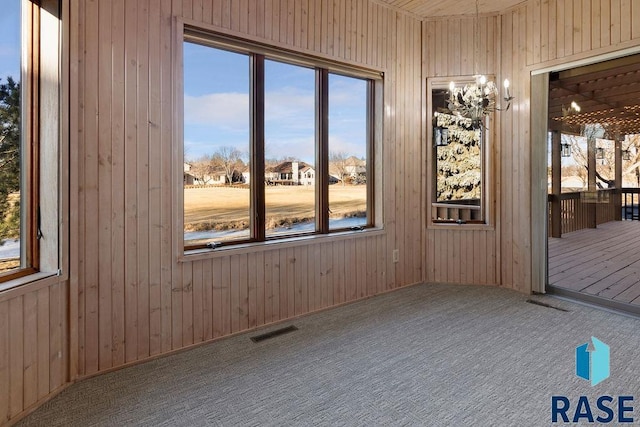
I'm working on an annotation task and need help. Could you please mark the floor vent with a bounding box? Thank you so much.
[526,299,570,312]
[250,325,298,343]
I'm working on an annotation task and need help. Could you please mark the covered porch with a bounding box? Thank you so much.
[548,220,640,314]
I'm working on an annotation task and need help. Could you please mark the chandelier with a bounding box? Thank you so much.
[447,76,513,123]
[446,1,514,125]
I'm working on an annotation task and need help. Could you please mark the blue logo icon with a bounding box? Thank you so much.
[576,337,610,386]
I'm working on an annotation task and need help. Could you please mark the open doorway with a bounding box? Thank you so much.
[544,53,640,315]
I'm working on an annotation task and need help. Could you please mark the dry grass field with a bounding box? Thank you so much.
[184,185,366,231]
[0,259,19,273]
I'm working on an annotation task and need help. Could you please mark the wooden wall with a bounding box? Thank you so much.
[73,0,423,378]
[422,15,500,287]
[0,278,68,424]
[423,0,640,292]
[7,0,640,425]
[498,0,640,292]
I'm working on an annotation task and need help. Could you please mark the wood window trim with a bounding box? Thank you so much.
[0,0,42,283]
[0,0,63,286]
[427,76,493,228]
[181,29,380,253]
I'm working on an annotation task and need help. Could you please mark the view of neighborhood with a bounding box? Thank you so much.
[183,41,369,244]
[184,154,366,187]
[183,152,368,244]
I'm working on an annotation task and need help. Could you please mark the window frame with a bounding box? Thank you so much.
[180,26,381,252]
[426,76,494,227]
[0,0,62,284]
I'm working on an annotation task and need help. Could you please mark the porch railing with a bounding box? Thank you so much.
[621,188,640,220]
[548,188,619,236]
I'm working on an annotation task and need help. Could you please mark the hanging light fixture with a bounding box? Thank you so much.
[623,149,632,161]
[447,1,514,126]
[561,141,572,157]
[596,147,605,160]
[562,101,581,117]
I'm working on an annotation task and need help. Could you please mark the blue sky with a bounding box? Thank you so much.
[0,1,21,81]
[183,42,367,164]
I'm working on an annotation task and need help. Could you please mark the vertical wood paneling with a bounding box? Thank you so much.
[23,293,38,408]
[147,0,163,358]
[0,281,67,424]
[493,0,640,293]
[111,0,126,369]
[161,0,175,355]
[0,301,8,423]
[36,289,50,399]
[97,0,113,371]
[136,0,151,361]
[8,2,640,425]
[68,0,423,409]
[81,0,99,376]
[8,298,23,418]
[124,0,139,364]
[424,15,499,286]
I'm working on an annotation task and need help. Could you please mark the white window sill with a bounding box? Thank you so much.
[0,271,60,295]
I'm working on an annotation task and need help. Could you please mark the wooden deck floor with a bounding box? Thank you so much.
[548,220,640,306]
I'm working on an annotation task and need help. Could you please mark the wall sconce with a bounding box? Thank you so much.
[561,142,572,157]
[596,147,605,160]
[623,149,632,161]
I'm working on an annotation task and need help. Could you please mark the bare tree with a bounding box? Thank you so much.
[188,155,215,184]
[566,132,640,189]
[329,151,348,186]
[213,146,243,185]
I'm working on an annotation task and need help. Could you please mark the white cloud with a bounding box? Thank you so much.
[184,92,249,129]
[265,87,315,125]
[328,135,366,158]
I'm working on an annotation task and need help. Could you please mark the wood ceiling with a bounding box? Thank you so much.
[549,54,640,137]
[379,1,640,137]
[376,0,526,17]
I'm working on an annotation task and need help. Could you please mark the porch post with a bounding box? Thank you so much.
[615,138,623,221]
[551,131,562,237]
[587,136,597,228]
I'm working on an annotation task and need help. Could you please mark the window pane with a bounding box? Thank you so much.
[0,0,22,273]
[431,86,483,222]
[183,43,250,245]
[328,73,368,229]
[264,60,315,237]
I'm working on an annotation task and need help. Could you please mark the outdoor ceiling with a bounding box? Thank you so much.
[376,0,526,17]
[549,54,640,137]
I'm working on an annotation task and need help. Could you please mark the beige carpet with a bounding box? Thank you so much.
[17,283,640,426]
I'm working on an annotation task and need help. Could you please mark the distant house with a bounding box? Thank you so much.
[344,156,366,178]
[183,162,196,185]
[329,156,366,184]
[239,165,250,185]
[266,161,315,185]
[183,162,227,185]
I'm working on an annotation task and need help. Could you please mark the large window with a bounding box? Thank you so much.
[0,0,59,282]
[183,31,378,249]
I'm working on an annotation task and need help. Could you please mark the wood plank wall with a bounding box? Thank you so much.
[498,0,640,292]
[423,0,640,292]
[422,15,500,286]
[0,279,67,425]
[73,0,423,378]
[8,1,640,425]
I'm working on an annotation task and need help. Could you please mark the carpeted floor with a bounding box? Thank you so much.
[17,283,640,426]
